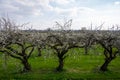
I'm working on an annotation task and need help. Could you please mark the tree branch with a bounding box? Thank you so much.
[0,50,22,60]
[27,47,34,59]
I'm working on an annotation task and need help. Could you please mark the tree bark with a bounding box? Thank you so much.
[56,58,64,71]
[22,59,31,72]
[100,58,112,71]
[37,48,42,56]
[84,46,88,55]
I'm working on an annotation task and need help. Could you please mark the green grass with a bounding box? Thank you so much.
[0,47,120,80]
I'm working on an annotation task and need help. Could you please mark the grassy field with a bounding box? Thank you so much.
[0,47,120,80]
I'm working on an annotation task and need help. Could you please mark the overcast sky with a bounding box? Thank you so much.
[0,0,120,30]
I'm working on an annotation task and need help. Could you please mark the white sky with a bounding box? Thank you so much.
[0,0,120,30]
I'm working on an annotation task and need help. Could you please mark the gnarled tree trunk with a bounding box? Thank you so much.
[56,57,64,71]
[22,58,31,72]
[37,47,42,56]
[84,46,88,55]
[100,58,113,71]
